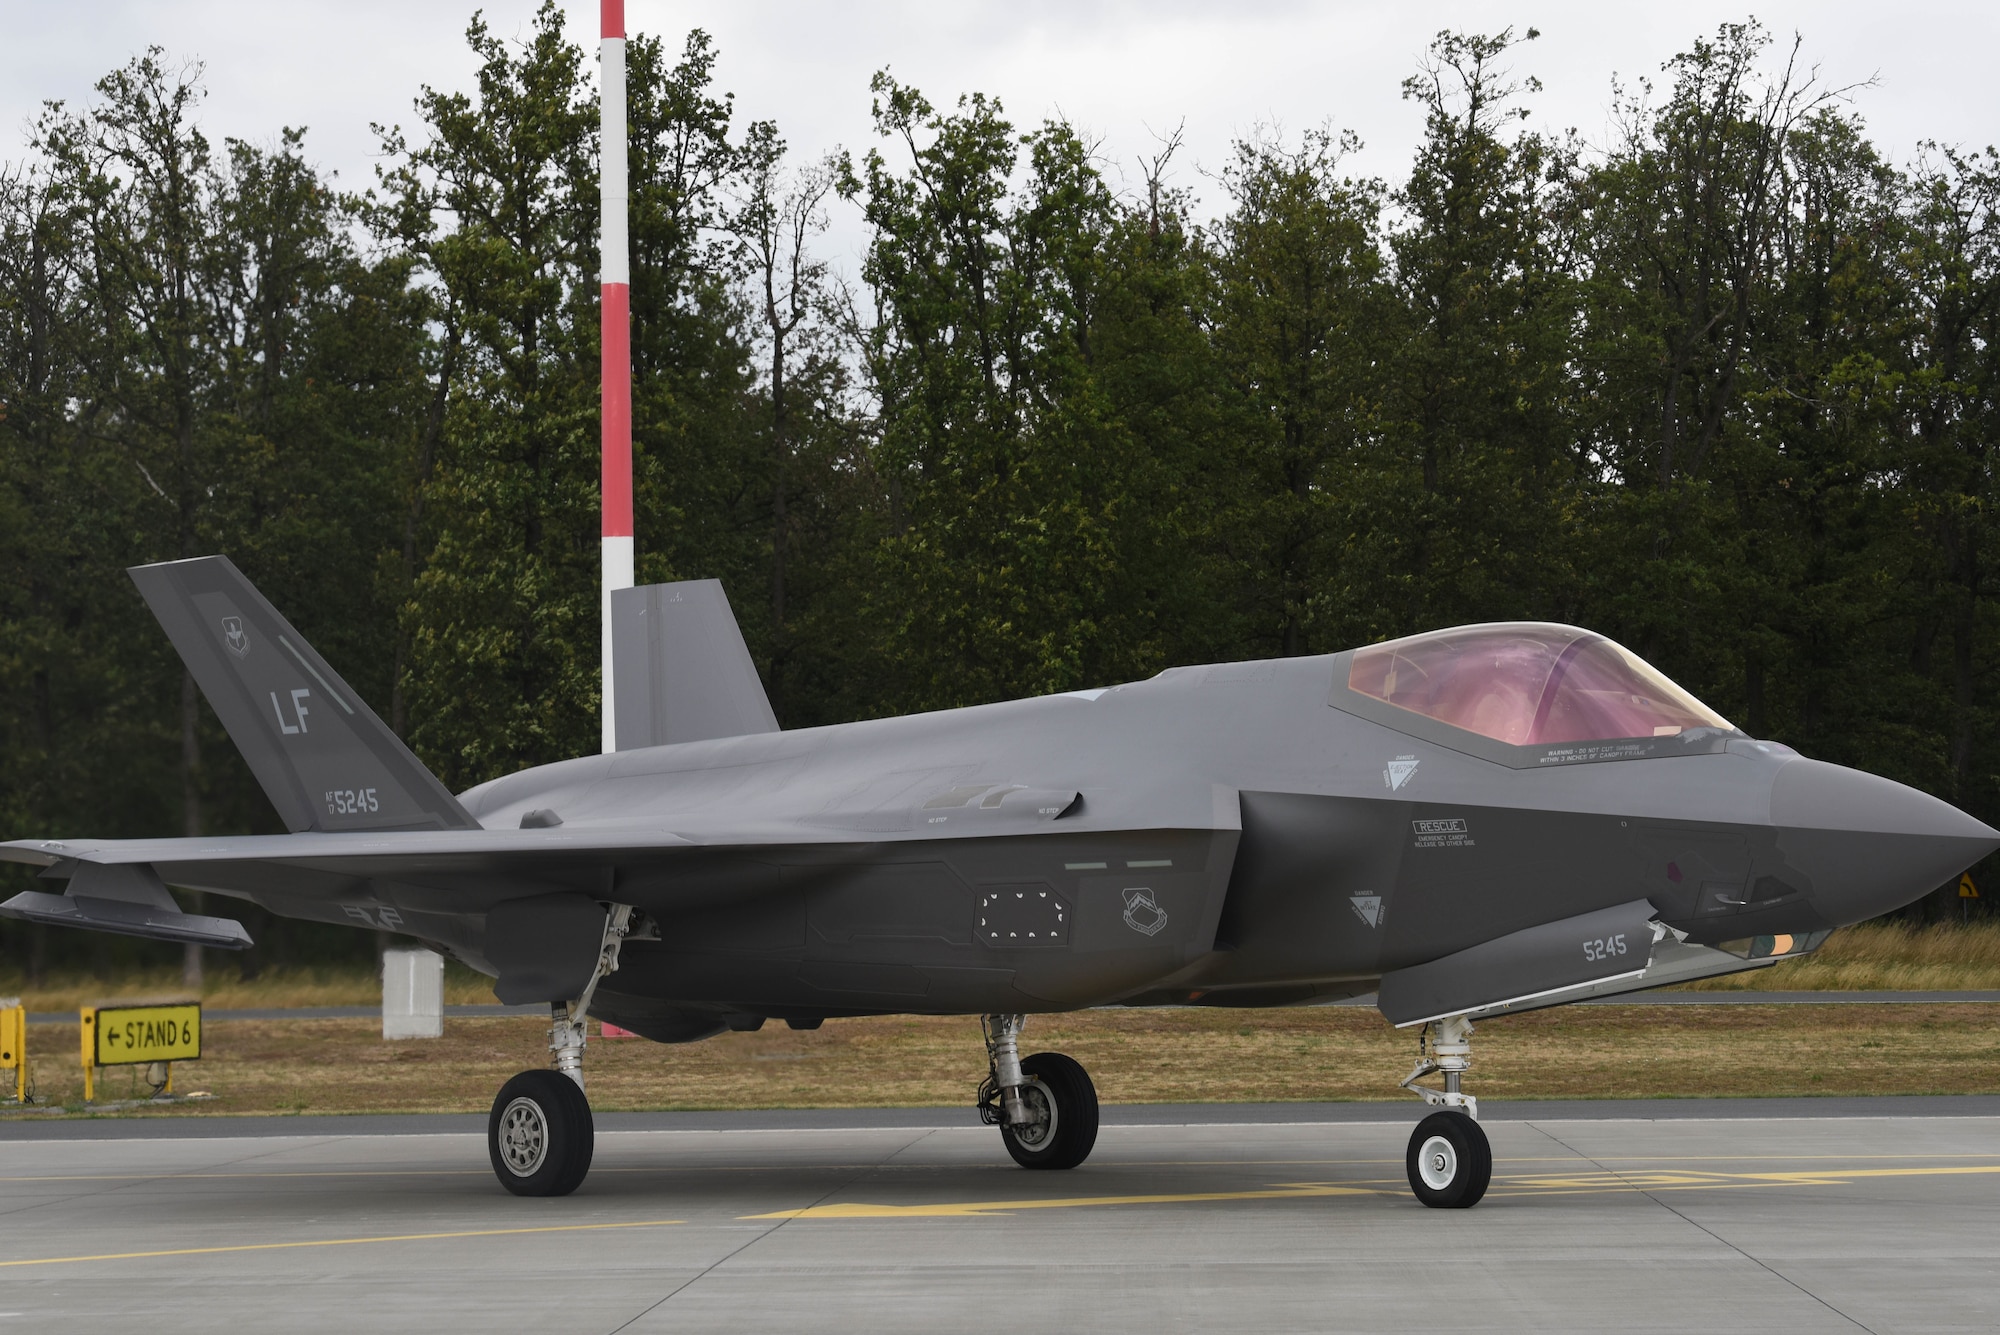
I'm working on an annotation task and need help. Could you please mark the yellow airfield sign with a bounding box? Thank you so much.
[85,1004,202,1066]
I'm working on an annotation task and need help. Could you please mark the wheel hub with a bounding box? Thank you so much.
[1417,1134,1458,1190]
[499,1096,550,1176]
[1009,1079,1059,1150]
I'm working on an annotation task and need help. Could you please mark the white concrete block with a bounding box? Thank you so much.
[382,948,444,1040]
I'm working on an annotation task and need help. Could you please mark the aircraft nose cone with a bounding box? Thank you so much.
[1770,758,2000,924]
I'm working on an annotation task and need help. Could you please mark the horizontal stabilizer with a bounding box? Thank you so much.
[0,862,251,949]
[129,556,478,833]
[611,580,778,749]
[1378,899,1661,1027]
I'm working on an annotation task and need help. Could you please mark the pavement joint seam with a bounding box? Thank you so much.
[1525,1119,1881,1334]
[0,1127,341,1226]
[0,1218,690,1269]
[600,1126,944,1334]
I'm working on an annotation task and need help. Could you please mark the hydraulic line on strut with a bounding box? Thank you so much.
[1400,1014,1478,1119]
[980,1013,1032,1126]
[548,904,635,1092]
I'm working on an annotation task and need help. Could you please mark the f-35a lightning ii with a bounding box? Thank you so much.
[5,557,1993,1207]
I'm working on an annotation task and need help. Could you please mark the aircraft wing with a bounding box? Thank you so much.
[0,826,712,952]
[0,828,696,871]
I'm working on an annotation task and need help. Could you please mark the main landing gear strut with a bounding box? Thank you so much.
[1399,1014,1492,1208]
[487,905,634,1197]
[976,1014,1099,1170]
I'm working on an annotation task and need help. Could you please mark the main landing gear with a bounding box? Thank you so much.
[1399,1014,1491,1209]
[977,1013,1099,1170]
[487,906,634,1197]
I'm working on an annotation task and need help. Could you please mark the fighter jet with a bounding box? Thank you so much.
[5,557,1993,1207]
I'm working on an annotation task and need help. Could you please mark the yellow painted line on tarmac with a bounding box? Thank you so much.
[0,1163,933,1184]
[747,1182,1384,1218]
[1128,1151,2000,1169]
[1818,1164,2000,1180]
[0,1169,491,1183]
[0,1218,685,1269]
[752,1161,2000,1219]
[7,1151,1998,1187]
[12,1148,2000,1195]
[1493,1163,2000,1195]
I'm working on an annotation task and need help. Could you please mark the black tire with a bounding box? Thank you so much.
[489,1069,594,1197]
[1406,1109,1491,1208]
[1000,1052,1099,1171]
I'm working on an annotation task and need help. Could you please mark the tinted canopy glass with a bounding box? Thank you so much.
[1347,624,1734,748]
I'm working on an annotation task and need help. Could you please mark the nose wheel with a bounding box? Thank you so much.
[1406,1110,1491,1208]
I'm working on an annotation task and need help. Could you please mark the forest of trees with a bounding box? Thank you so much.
[4,9,1998,978]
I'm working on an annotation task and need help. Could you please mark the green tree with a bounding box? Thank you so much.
[1209,126,1388,656]
[1577,21,1846,696]
[1375,27,1582,636]
[1892,146,2000,830]
[381,5,605,788]
[381,10,771,784]
[2,52,425,976]
[845,78,1237,709]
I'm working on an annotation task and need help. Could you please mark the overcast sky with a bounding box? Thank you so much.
[5,1,1995,275]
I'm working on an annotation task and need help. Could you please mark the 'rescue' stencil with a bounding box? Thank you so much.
[1411,817,1475,849]
[1383,756,1419,791]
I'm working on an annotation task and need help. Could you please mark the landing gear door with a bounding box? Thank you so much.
[485,893,611,1004]
[1377,898,1660,1027]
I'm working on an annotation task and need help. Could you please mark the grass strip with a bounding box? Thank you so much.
[11,1003,1999,1116]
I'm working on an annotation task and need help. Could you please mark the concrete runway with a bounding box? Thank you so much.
[2,1102,1997,1334]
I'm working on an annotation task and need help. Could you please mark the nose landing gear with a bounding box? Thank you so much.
[1399,1015,1491,1208]
[977,1014,1099,1170]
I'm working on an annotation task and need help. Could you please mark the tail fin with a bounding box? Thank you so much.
[610,580,779,749]
[128,556,478,832]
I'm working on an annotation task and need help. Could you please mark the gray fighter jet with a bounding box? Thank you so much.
[5,557,1993,1207]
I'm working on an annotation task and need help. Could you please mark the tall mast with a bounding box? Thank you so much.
[599,0,633,753]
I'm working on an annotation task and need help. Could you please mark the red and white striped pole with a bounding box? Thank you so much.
[599,0,633,754]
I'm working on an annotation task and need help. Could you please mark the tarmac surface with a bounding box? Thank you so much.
[2,1099,1996,1333]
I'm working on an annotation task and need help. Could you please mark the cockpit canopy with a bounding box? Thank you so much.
[1347,623,1734,748]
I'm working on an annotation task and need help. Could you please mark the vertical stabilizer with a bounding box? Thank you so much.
[610,581,778,749]
[128,556,479,833]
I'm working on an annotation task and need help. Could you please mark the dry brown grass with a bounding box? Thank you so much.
[12,1003,2000,1117]
[1677,919,2000,990]
[0,960,501,1012]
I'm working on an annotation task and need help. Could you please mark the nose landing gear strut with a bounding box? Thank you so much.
[1399,1014,1492,1208]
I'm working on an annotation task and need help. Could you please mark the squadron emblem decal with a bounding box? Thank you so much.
[1122,887,1168,937]
[220,615,250,658]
